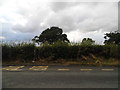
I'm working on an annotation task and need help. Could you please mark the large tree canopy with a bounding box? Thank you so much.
[104,31,120,45]
[32,26,70,44]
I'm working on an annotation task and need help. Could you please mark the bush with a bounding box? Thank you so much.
[1,41,120,62]
[2,42,35,62]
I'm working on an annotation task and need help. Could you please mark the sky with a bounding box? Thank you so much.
[0,0,119,44]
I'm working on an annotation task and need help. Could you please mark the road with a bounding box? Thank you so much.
[2,65,119,88]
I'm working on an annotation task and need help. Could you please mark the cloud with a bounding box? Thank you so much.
[49,2,80,12]
[0,36,5,40]
[11,2,118,33]
[66,29,106,44]
[0,0,118,44]
[1,23,35,41]
[46,2,118,33]
[11,1,52,33]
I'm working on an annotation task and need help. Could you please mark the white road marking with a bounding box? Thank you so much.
[2,66,115,72]
[58,69,70,71]
[29,66,48,71]
[80,69,93,71]
[101,69,114,71]
[2,66,24,71]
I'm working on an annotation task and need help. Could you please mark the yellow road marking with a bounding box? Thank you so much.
[2,66,24,71]
[29,66,48,71]
[101,69,114,71]
[58,69,70,71]
[80,69,93,71]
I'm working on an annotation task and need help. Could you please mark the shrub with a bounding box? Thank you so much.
[2,42,35,62]
[1,41,120,62]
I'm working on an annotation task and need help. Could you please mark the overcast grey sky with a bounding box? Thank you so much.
[0,0,118,44]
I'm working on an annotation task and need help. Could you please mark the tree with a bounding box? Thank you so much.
[104,31,120,45]
[81,38,95,45]
[32,26,70,44]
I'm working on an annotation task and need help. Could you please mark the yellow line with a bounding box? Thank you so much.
[29,66,48,71]
[32,69,40,70]
[80,69,93,71]
[19,66,24,68]
[58,69,70,71]
[2,66,24,71]
[101,69,114,71]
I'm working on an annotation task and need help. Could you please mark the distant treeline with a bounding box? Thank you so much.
[2,41,120,62]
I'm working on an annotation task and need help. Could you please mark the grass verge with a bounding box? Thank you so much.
[2,58,120,66]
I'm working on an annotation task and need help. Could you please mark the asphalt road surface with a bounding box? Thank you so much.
[2,66,119,88]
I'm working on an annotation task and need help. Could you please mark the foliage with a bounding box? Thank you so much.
[32,26,70,44]
[104,31,120,45]
[2,42,120,62]
[2,42,35,62]
[81,38,95,45]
